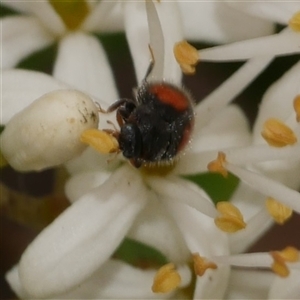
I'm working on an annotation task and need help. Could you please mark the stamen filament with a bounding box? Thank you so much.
[195,56,273,129]
[147,176,218,218]
[198,28,300,61]
[226,163,300,214]
[229,209,273,254]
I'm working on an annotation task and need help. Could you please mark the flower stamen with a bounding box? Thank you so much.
[269,247,299,278]
[265,197,293,224]
[192,253,217,276]
[214,202,246,233]
[289,11,300,32]
[152,263,181,293]
[293,94,300,122]
[174,41,199,75]
[261,118,297,147]
[207,152,228,177]
[80,129,119,154]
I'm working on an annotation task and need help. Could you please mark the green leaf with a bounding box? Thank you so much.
[0,4,19,17]
[183,172,239,204]
[113,238,168,268]
[17,43,57,74]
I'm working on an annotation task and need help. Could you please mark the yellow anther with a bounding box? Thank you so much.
[261,118,297,147]
[293,95,300,122]
[207,152,228,177]
[214,202,246,233]
[49,0,90,30]
[289,11,300,32]
[192,253,217,276]
[270,251,290,277]
[80,129,119,154]
[174,41,199,75]
[279,246,299,262]
[265,197,293,225]
[270,247,299,277]
[152,263,181,294]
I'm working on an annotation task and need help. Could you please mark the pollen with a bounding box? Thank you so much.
[270,246,299,277]
[278,246,299,262]
[152,263,181,294]
[261,118,297,147]
[293,95,300,122]
[265,197,293,224]
[270,251,290,277]
[192,253,217,276]
[174,40,199,75]
[80,129,119,154]
[214,202,246,233]
[207,152,228,177]
[289,11,300,32]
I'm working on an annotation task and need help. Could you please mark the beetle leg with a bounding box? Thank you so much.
[143,45,155,82]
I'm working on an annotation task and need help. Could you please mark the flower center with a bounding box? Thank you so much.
[140,163,176,177]
[49,0,90,30]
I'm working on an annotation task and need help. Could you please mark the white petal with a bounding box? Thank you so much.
[199,28,300,62]
[53,32,118,105]
[1,1,65,35]
[58,259,164,299]
[146,0,183,83]
[18,166,148,298]
[230,183,273,253]
[128,191,190,263]
[5,265,29,299]
[253,60,300,142]
[228,2,300,25]
[179,1,274,43]
[192,104,251,153]
[173,150,218,175]
[64,147,117,175]
[268,269,300,299]
[225,269,274,299]
[1,90,99,171]
[65,170,111,203]
[1,69,68,124]
[147,175,217,218]
[230,182,268,219]
[1,16,55,68]
[123,1,152,84]
[252,61,300,188]
[123,1,182,84]
[164,199,230,299]
[82,1,124,32]
[194,56,273,130]
[227,163,300,214]
[175,105,251,175]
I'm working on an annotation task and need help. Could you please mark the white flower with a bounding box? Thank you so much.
[2,1,300,299]
[198,3,300,62]
[1,0,275,70]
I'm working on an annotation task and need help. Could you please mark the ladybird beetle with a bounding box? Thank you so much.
[103,60,195,168]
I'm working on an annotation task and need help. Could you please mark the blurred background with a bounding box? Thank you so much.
[1,4,300,299]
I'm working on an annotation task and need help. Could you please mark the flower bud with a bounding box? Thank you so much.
[1,90,99,171]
